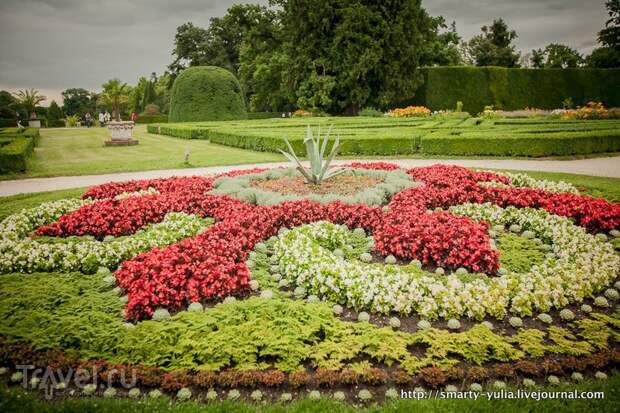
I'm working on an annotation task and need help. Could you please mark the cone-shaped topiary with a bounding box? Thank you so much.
[169,66,247,122]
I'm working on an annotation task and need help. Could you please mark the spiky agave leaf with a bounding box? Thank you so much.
[278,137,314,183]
[280,125,342,185]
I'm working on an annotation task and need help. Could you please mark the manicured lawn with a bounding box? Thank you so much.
[0,125,283,180]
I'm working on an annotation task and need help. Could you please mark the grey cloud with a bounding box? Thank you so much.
[0,0,609,105]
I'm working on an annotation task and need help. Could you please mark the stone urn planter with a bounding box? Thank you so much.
[105,121,138,146]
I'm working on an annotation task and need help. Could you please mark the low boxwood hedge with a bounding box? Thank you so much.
[0,128,39,173]
[0,137,34,172]
[148,119,620,157]
[135,115,168,124]
[247,112,283,120]
[420,129,620,156]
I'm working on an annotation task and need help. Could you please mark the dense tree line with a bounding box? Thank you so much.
[165,0,619,115]
[1,0,618,120]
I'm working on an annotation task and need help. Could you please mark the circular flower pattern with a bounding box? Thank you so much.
[0,163,618,323]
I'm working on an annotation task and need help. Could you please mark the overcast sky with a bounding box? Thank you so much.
[0,0,609,105]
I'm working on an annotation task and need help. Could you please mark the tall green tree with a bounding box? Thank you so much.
[12,89,46,118]
[168,23,210,75]
[141,73,157,111]
[587,0,620,67]
[464,18,521,67]
[543,44,583,68]
[130,77,148,114]
[599,0,620,50]
[420,18,462,66]
[530,48,545,68]
[47,100,65,127]
[272,0,434,114]
[98,79,130,121]
[169,5,278,78]
[0,90,18,119]
[586,46,620,68]
[530,44,583,68]
[61,88,96,117]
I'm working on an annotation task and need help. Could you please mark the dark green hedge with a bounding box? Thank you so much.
[135,115,168,124]
[0,119,16,127]
[0,137,34,172]
[420,129,620,156]
[169,66,247,122]
[0,128,39,173]
[207,131,418,156]
[410,67,620,114]
[247,112,283,120]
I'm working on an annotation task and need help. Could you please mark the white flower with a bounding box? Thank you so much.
[358,312,370,322]
[308,390,321,400]
[103,387,117,398]
[128,388,141,398]
[188,302,203,312]
[358,389,373,401]
[522,379,536,387]
[537,313,553,324]
[559,309,575,321]
[177,387,192,400]
[447,319,461,330]
[152,308,171,321]
[82,383,97,395]
[10,372,23,383]
[470,383,483,392]
[223,296,237,304]
[594,296,609,307]
[594,371,607,380]
[385,388,399,399]
[604,289,618,300]
[492,380,506,390]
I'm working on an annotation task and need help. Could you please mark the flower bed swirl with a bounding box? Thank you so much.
[2,164,618,322]
[270,203,618,319]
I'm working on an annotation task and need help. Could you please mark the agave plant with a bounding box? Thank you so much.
[279,125,345,184]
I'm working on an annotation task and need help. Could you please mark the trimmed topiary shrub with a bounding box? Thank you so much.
[169,66,247,122]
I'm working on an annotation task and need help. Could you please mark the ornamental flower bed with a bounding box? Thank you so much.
[0,163,618,404]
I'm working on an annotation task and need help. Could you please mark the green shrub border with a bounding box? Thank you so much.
[135,115,168,124]
[148,122,620,157]
[0,128,39,173]
[409,67,620,114]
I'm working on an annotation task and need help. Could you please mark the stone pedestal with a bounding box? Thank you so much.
[28,119,41,128]
[105,121,138,146]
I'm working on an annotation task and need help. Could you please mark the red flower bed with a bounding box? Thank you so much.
[36,164,620,320]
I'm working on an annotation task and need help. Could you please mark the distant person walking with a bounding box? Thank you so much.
[98,111,105,127]
[131,111,137,123]
[84,113,93,128]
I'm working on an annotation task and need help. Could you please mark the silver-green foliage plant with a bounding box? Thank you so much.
[279,125,344,184]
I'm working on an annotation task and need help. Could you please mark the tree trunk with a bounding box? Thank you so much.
[343,104,359,116]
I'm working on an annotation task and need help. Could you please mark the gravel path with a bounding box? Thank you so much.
[1,157,619,197]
